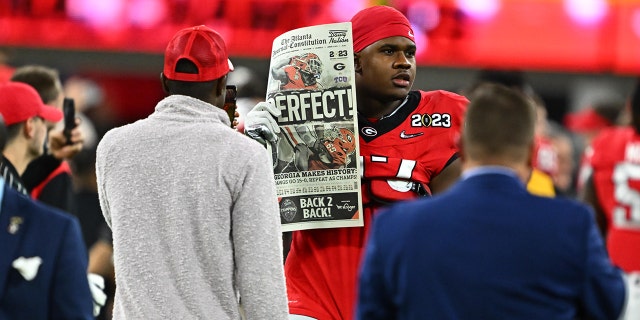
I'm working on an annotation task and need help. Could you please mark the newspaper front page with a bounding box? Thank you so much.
[266,22,363,232]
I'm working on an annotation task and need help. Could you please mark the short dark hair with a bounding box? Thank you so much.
[464,83,536,163]
[10,65,62,104]
[164,58,217,101]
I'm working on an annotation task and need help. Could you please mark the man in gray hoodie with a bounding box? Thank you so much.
[96,25,288,319]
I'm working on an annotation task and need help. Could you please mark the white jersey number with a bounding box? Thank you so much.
[613,163,640,228]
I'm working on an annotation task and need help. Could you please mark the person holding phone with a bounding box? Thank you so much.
[96,25,288,319]
[223,85,239,128]
[9,65,84,211]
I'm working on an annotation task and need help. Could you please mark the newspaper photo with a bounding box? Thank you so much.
[265,22,363,232]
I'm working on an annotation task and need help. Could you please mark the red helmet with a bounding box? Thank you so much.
[289,53,322,74]
[288,53,322,87]
[321,127,356,166]
[337,128,356,155]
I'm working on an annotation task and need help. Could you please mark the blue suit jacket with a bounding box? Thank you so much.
[0,183,93,319]
[357,170,626,320]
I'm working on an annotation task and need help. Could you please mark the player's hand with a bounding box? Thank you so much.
[245,101,281,146]
[49,119,84,160]
[232,110,240,130]
[88,273,107,317]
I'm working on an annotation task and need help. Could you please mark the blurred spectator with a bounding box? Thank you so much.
[532,94,559,180]
[564,100,623,146]
[547,122,576,196]
[0,108,94,319]
[10,65,83,212]
[7,69,106,317]
[577,79,640,318]
[0,81,62,193]
[570,100,625,192]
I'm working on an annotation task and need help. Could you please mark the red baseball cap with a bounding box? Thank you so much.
[0,82,63,125]
[564,108,612,133]
[163,25,234,82]
[351,6,415,53]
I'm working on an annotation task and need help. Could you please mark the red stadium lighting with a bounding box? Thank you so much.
[128,0,167,28]
[406,1,441,31]
[330,0,368,23]
[66,0,126,30]
[456,0,500,21]
[564,0,608,26]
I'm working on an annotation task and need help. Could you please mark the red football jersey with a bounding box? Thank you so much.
[588,126,640,272]
[285,90,468,319]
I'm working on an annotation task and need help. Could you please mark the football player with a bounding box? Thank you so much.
[245,6,467,320]
[580,79,640,274]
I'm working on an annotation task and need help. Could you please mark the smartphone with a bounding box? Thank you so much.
[223,85,237,128]
[62,97,76,145]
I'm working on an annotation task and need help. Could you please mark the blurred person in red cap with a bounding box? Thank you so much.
[565,101,621,145]
[10,65,84,212]
[95,25,288,319]
[245,6,467,319]
[0,82,63,193]
[569,101,623,192]
[10,65,108,317]
[0,109,94,320]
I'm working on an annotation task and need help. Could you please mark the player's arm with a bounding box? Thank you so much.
[429,156,461,195]
[579,174,608,240]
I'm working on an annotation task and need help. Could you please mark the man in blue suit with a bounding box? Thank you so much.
[357,83,627,320]
[0,88,93,319]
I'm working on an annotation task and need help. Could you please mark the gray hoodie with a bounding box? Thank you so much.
[97,95,288,319]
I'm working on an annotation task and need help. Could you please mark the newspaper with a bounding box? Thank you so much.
[265,22,363,232]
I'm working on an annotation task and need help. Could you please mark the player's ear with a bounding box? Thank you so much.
[23,117,36,138]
